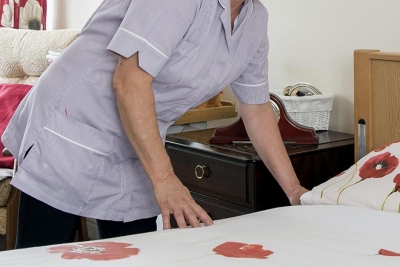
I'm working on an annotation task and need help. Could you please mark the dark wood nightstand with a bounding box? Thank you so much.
[165,130,354,221]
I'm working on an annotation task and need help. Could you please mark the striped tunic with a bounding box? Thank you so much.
[2,0,269,222]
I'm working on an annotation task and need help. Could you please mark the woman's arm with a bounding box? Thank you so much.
[113,53,213,229]
[238,101,308,205]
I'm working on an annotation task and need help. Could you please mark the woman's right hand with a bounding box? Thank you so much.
[153,174,213,229]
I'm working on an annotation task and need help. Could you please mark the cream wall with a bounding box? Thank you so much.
[261,0,400,133]
[47,0,101,30]
[49,0,400,133]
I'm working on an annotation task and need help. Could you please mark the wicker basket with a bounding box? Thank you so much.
[272,90,334,131]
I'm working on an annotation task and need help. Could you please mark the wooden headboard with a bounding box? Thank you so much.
[354,50,400,161]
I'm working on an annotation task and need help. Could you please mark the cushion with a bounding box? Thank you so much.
[0,28,79,83]
[0,207,6,235]
[301,139,400,213]
[0,178,11,207]
[0,83,32,168]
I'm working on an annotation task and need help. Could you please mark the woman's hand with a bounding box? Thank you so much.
[113,53,212,230]
[288,185,309,205]
[239,101,309,207]
[153,175,213,229]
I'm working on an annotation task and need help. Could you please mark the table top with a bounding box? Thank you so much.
[166,130,354,161]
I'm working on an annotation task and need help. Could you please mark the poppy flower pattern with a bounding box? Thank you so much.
[213,242,273,259]
[359,152,399,179]
[318,167,357,200]
[379,248,400,256]
[0,0,46,30]
[382,173,400,211]
[336,152,399,204]
[0,0,15,28]
[47,241,140,261]
[19,0,44,30]
[394,174,400,192]
[306,139,400,215]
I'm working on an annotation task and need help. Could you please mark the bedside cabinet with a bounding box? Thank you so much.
[165,129,354,222]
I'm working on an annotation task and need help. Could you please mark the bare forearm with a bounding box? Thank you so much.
[116,88,173,182]
[112,54,213,228]
[113,55,173,184]
[239,102,307,202]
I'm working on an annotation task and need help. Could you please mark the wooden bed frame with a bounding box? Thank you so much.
[354,50,400,160]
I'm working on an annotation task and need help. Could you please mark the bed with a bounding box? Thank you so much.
[1,50,400,265]
[0,205,398,267]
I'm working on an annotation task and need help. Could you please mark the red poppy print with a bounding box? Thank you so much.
[47,241,139,261]
[374,140,400,152]
[394,174,400,192]
[336,154,399,204]
[213,242,273,259]
[359,152,399,179]
[381,173,400,211]
[379,248,400,256]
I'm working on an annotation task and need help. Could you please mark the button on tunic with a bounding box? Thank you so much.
[2,0,270,222]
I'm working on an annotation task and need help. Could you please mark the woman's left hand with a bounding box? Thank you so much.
[288,185,309,205]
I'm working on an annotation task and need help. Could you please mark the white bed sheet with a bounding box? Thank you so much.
[0,205,399,267]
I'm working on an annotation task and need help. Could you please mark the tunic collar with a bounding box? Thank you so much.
[218,0,254,50]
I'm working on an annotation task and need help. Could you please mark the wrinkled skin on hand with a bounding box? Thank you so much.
[288,185,309,205]
[153,175,213,230]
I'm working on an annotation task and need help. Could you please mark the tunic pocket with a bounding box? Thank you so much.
[18,110,116,208]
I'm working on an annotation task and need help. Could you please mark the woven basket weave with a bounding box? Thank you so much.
[272,90,334,131]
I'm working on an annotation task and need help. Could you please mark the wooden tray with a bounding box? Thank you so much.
[173,101,237,125]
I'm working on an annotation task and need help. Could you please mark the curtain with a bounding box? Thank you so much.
[0,0,47,30]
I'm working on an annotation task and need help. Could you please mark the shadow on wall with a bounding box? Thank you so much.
[329,94,354,133]
[48,0,66,30]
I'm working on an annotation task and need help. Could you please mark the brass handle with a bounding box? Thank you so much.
[195,165,210,179]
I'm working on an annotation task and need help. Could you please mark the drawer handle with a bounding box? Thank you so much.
[195,165,210,179]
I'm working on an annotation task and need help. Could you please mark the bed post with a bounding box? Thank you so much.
[354,50,379,161]
[354,49,400,161]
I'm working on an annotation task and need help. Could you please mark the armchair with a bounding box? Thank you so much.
[0,28,85,250]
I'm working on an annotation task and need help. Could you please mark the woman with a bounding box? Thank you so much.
[2,0,308,248]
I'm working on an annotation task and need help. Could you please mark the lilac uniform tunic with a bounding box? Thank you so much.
[2,0,269,222]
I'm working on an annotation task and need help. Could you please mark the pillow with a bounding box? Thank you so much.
[0,207,6,235]
[301,139,400,213]
[0,177,11,207]
[0,83,32,168]
[0,28,79,78]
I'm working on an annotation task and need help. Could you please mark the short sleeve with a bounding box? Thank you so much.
[230,26,270,104]
[107,0,200,77]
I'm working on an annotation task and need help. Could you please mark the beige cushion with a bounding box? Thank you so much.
[0,28,80,84]
[0,207,6,235]
[0,76,40,85]
[0,178,11,207]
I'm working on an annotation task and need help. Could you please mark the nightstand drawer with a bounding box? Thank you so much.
[170,193,250,228]
[192,192,250,220]
[167,145,251,208]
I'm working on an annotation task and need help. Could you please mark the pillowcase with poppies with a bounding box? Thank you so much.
[301,140,400,213]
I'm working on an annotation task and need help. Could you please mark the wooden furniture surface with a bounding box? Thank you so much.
[354,50,400,160]
[166,130,354,221]
[5,185,19,250]
[209,93,319,145]
[173,101,237,125]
